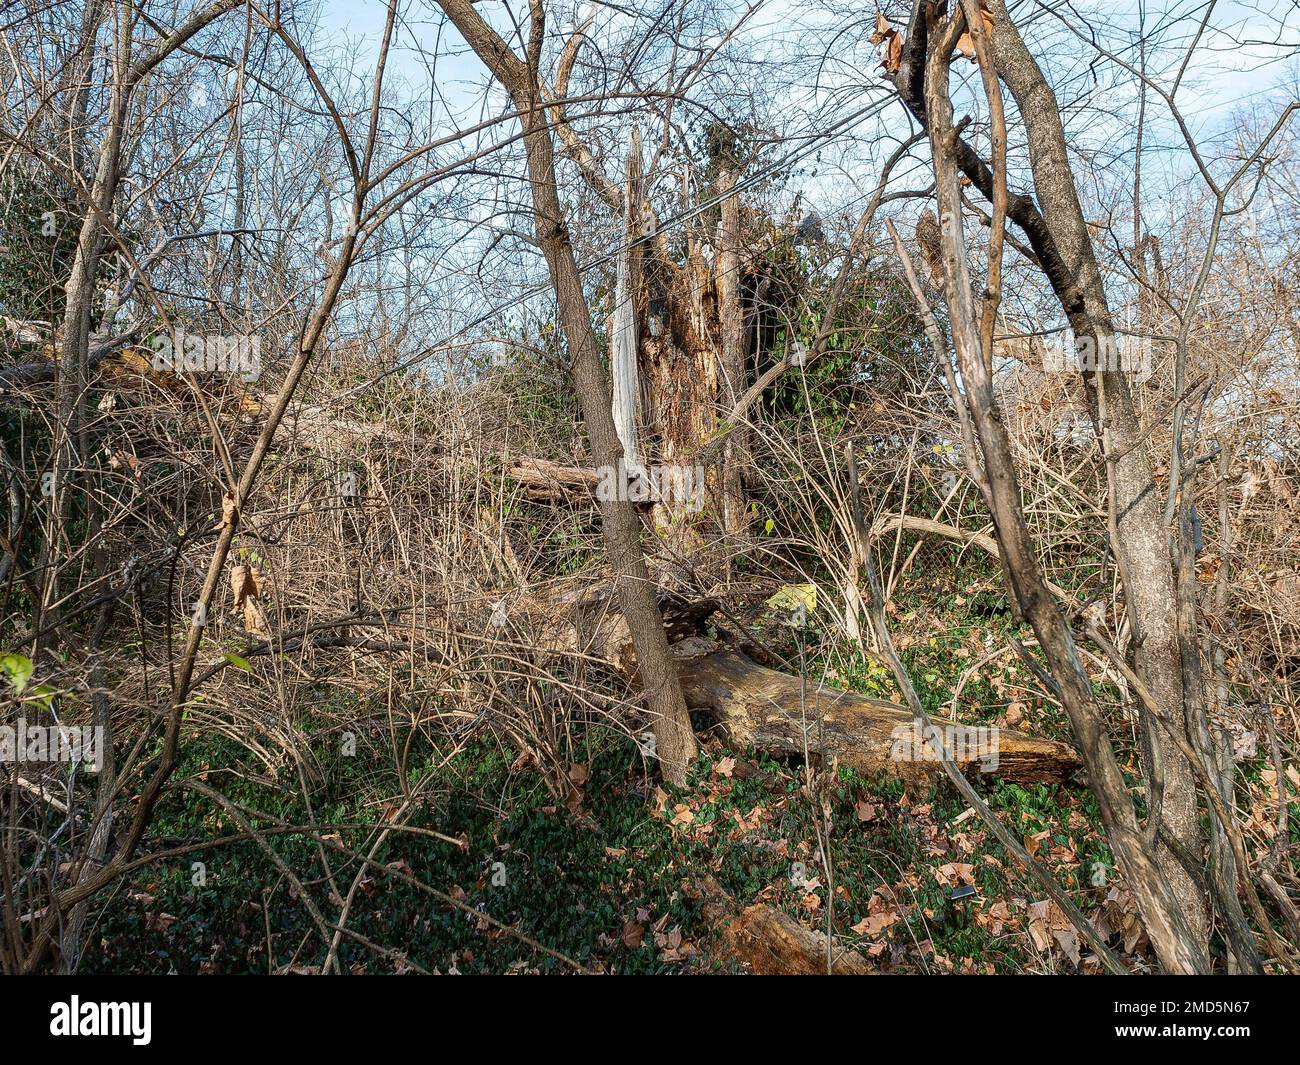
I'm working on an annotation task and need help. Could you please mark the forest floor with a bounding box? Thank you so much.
[80,563,1291,975]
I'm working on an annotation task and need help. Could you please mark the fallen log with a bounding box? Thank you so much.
[528,581,1081,785]
[672,637,1080,786]
[507,456,600,502]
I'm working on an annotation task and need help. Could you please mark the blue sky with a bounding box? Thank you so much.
[312,0,1300,184]
[303,0,1300,362]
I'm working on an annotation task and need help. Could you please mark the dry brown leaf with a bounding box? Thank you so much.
[242,600,268,637]
[869,9,904,73]
[883,31,904,73]
[868,9,892,44]
[935,861,976,887]
[1026,900,1053,951]
[221,490,238,526]
[851,909,900,937]
[1240,468,1262,500]
[229,564,265,604]
[107,450,143,479]
[1024,829,1049,858]
[1028,898,1086,965]
[955,2,994,60]
[230,563,269,637]
[1053,924,1081,965]
[1196,554,1222,584]
[621,919,645,948]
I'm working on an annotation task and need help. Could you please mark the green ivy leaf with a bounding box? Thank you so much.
[0,652,34,695]
[27,684,56,710]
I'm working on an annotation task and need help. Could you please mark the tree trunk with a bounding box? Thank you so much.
[892,0,1209,973]
[716,159,750,542]
[639,241,721,560]
[984,0,1208,947]
[437,0,698,784]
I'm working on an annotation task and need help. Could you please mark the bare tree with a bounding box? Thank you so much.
[880,0,1297,973]
[434,0,698,783]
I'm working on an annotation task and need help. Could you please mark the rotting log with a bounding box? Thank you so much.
[527,580,1081,786]
[720,904,872,976]
[506,456,599,502]
[671,637,1080,786]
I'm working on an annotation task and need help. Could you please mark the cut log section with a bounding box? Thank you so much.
[687,876,871,975]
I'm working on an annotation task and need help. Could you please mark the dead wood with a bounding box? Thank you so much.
[687,876,871,975]
[527,581,1081,785]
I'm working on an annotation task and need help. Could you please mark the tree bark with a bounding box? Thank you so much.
[610,130,645,477]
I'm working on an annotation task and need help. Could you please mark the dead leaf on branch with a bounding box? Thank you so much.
[1239,467,1262,500]
[107,449,143,480]
[221,490,238,526]
[869,9,904,74]
[230,563,269,637]
[954,0,995,60]
[1196,554,1222,584]
[868,8,892,44]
